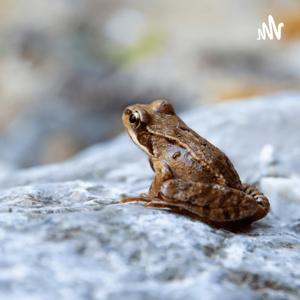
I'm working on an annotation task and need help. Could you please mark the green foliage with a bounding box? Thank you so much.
[108,29,165,66]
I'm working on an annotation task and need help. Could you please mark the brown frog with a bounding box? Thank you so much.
[121,99,270,228]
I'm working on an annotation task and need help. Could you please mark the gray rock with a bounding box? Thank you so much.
[0,93,300,300]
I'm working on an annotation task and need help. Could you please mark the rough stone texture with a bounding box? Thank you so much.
[0,93,300,300]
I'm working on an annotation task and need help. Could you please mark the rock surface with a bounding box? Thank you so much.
[0,93,300,300]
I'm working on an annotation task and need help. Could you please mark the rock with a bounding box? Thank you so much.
[0,93,300,300]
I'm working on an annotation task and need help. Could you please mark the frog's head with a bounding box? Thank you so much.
[122,99,175,156]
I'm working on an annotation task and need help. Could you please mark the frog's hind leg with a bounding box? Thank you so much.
[121,195,199,220]
[158,179,266,224]
[144,199,247,229]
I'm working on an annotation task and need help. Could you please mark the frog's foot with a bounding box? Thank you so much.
[120,194,151,203]
[242,184,270,220]
[155,179,269,224]
[145,200,200,220]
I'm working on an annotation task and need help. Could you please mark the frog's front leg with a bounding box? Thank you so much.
[148,160,173,198]
[121,161,173,204]
[147,179,268,224]
[121,195,150,203]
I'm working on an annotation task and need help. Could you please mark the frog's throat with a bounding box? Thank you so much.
[128,129,153,157]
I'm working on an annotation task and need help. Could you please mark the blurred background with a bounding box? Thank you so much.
[0,0,300,169]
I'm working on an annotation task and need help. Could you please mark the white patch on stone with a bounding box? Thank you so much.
[260,144,276,166]
[261,176,300,203]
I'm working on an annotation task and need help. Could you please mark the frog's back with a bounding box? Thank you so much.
[146,109,242,189]
[179,126,243,189]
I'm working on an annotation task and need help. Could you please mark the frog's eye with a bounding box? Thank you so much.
[129,111,141,127]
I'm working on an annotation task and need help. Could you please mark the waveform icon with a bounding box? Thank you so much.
[257,15,284,41]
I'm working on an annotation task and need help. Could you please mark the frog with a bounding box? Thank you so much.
[120,99,270,228]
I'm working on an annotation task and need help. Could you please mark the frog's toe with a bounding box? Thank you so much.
[120,196,150,203]
[144,200,168,208]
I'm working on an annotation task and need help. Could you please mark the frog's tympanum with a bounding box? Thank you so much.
[121,99,270,228]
